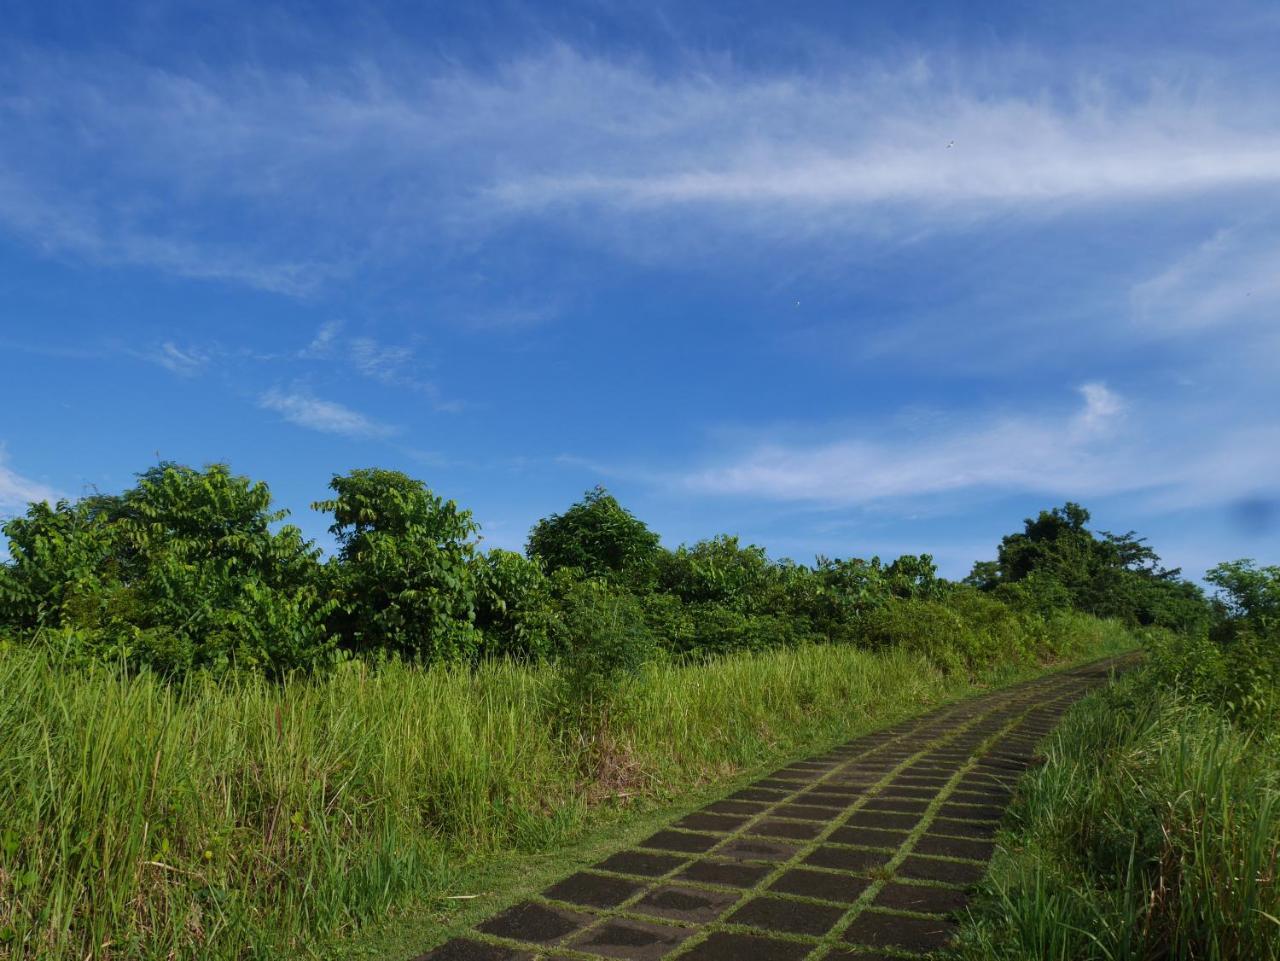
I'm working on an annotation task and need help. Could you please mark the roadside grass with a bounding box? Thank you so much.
[953,672,1280,961]
[0,621,1135,961]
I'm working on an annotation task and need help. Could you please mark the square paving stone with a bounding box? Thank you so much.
[477,901,592,944]
[595,851,686,878]
[948,789,1010,806]
[875,785,937,800]
[789,793,851,810]
[827,825,908,850]
[873,881,969,915]
[803,845,891,873]
[676,859,772,889]
[717,838,802,863]
[639,831,722,854]
[749,818,825,841]
[632,884,740,923]
[845,811,919,832]
[730,788,790,802]
[677,931,812,961]
[413,938,529,961]
[757,778,807,790]
[543,872,644,909]
[704,799,770,816]
[772,803,835,821]
[939,803,1004,821]
[895,855,986,886]
[862,798,928,814]
[842,910,957,952]
[675,812,749,833]
[913,834,995,861]
[817,948,898,961]
[768,867,872,904]
[931,818,997,839]
[727,894,845,936]
[566,917,690,960]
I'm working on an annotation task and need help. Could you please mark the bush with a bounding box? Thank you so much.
[549,576,657,728]
[859,597,976,673]
[315,469,481,662]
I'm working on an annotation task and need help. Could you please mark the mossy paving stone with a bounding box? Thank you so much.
[674,812,750,833]
[787,793,854,811]
[704,799,770,816]
[594,850,687,878]
[678,931,813,961]
[894,854,987,886]
[938,802,1004,821]
[913,834,996,861]
[862,798,929,814]
[844,810,919,832]
[730,787,791,802]
[930,817,998,840]
[803,845,892,874]
[413,937,533,960]
[772,803,836,821]
[716,837,802,862]
[841,909,958,952]
[873,785,938,800]
[676,858,773,889]
[748,818,826,841]
[632,884,741,923]
[727,894,846,936]
[767,867,872,904]
[565,917,691,960]
[639,831,722,854]
[817,950,900,961]
[543,872,645,909]
[476,902,593,945]
[872,880,969,915]
[827,825,909,849]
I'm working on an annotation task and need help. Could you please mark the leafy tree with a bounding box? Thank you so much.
[314,469,481,661]
[472,549,555,660]
[969,502,1209,629]
[0,463,333,675]
[526,487,661,586]
[1205,559,1280,625]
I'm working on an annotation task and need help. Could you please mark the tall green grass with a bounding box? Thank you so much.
[956,673,1280,960]
[0,622,1134,960]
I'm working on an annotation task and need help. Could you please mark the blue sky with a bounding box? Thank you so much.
[2,0,1278,579]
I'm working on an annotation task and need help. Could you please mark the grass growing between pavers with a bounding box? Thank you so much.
[365,656,1133,961]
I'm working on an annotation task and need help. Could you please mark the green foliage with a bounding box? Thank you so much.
[314,468,481,662]
[958,670,1280,961]
[969,501,1211,630]
[0,464,334,675]
[472,549,555,660]
[1205,557,1280,624]
[526,486,661,586]
[548,576,658,726]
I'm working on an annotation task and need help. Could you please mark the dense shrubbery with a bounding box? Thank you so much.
[0,463,1216,681]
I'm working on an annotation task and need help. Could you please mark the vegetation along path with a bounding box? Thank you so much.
[414,656,1135,961]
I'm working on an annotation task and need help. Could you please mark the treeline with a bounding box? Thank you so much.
[0,462,1214,680]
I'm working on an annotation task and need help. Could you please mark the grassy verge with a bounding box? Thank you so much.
[952,669,1280,960]
[0,619,1134,961]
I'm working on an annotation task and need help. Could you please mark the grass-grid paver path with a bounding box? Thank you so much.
[414,656,1135,961]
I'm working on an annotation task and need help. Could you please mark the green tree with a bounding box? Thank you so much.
[314,469,481,661]
[526,487,661,586]
[0,463,334,675]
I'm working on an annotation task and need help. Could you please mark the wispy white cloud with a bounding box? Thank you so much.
[146,341,211,376]
[1132,225,1280,333]
[0,448,60,511]
[678,382,1277,511]
[259,388,395,439]
[3,46,1280,288]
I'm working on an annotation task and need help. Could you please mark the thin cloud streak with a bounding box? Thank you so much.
[259,389,395,439]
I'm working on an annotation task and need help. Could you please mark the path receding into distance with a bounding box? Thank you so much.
[415,657,1135,961]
